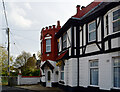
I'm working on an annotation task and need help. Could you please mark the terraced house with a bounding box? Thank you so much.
[40,1,120,92]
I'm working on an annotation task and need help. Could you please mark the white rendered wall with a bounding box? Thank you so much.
[18,76,40,85]
[86,43,100,53]
[59,58,78,87]
[41,60,58,83]
[79,51,120,90]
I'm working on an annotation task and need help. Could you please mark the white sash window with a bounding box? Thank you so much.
[46,39,51,52]
[88,21,96,42]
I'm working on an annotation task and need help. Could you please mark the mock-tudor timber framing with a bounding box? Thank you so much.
[55,2,120,91]
[55,2,120,59]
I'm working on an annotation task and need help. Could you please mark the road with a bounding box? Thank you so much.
[0,85,38,92]
[0,85,63,92]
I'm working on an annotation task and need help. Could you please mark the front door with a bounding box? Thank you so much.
[46,70,52,87]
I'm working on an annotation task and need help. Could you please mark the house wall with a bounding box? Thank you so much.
[79,51,120,90]
[41,21,61,61]
[57,4,120,91]
[58,58,77,87]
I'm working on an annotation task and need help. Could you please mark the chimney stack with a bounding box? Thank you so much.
[57,21,61,28]
[76,5,80,13]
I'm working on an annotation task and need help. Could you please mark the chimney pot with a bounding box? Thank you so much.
[76,5,81,13]
[76,5,80,9]
[81,6,85,10]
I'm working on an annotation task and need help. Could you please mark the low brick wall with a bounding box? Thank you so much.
[18,75,41,85]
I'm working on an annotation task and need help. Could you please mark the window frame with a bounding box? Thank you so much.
[62,33,67,49]
[46,39,51,53]
[113,57,120,88]
[89,60,99,86]
[88,21,96,42]
[104,6,120,37]
[60,61,64,81]
[112,8,120,33]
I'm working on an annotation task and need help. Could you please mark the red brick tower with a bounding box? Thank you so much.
[40,21,61,62]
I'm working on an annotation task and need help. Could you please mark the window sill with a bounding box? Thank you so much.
[104,31,120,38]
[59,81,65,84]
[88,40,96,45]
[89,85,99,88]
[112,87,120,90]
[45,52,51,54]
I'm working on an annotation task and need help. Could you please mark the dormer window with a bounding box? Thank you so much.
[46,39,51,52]
[88,21,96,42]
[113,9,120,32]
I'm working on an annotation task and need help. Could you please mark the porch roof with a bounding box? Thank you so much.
[41,60,54,72]
[56,50,68,61]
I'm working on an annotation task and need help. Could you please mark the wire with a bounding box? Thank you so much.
[10,31,24,51]
[2,0,8,27]
[10,31,39,42]
[10,29,40,32]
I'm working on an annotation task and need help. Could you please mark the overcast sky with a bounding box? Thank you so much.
[0,0,94,58]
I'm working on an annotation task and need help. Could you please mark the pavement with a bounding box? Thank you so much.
[0,84,65,92]
[16,84,65,92]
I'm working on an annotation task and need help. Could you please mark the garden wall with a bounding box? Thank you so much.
[18,74,40,85]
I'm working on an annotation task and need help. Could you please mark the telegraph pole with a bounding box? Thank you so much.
[7,28,10,76]
[2,0,10,80]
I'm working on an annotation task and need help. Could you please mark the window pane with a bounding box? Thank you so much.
[61,64,64,71]
[63,41,67,49]
[46,46,51,51]
[113,9,120,20]
[113,20,120,32]
[114,67,120,87]
[61,72,64,80]
[46,39,51,52]
[90,61,98,67]
[46,39,51,45]
[114,58,120,67]
[63,33,67,49]
[89,31,96,41]
[89,22,96,31]
[63,33,67,41]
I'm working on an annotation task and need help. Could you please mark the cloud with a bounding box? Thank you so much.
[8,3,32,28]
[25,3,32,10]
[13,35,23,40]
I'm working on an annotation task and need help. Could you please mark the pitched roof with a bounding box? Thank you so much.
[55,2,120,38]
[72,2,102,18]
